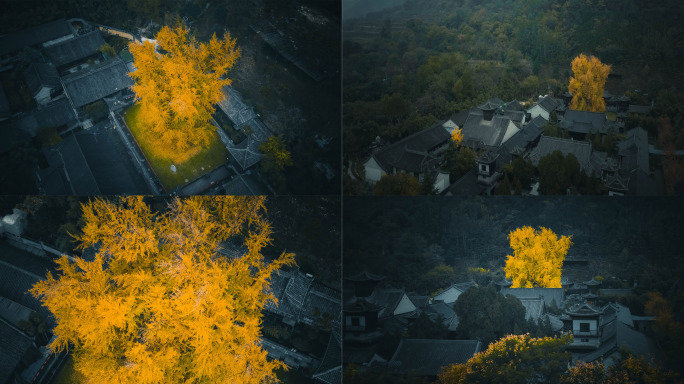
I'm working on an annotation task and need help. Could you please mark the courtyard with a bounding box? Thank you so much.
[122,103,229,191]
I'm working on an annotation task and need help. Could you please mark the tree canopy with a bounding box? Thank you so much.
[374,172,422,195]
[569,54,611,112]
[442,146,476,181]
[30,196,294,384]
[453,286,527,346]
[450,127,463,145]
[438,334,680,384]
[129,22,240,163]
[537,150,598,195]
[561,353,682,384]
[437,333,572,384]
[504,226,572,288]
[259,135,293,172]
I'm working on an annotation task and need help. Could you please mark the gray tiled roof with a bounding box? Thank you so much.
[62,58,133,108]
[283,270,313,316]
[0,241,56,328]
[217,86,270,170]
[313,332,341,384]
[619,127,649,174]
[0,320,35,384]
[265,269,340,328]
[221,173,267,195]
[408,294,429,309]
[628,105,652,115]
[345,269,386,282]
[526,115,547,134]
[449,109,472,128]
[302,282,341,326]
[590,151,618,175]
[0,19,72,56]
[74,127,151,195]
[500,116,545,156]
[372,121,451,173]
[536,95,560,113]
[478,98,502,110]
[609,303,633,328]
[505,100,523,111]
[518,297,545,321]
[226,118,268,170]
[427,301,459,330]
[502,116,546,154]
[389,339,480,376]
[373,288,405,318]
[616,322,650,358]
[428,300,456,320]
[34,98,77,130]
[501,287,564,308]
[529,136,594,174]
[0,297,34,327]
[503,110,525,124]
[575,310,651,363]
[44,31,105,67]
[547,314,564,331]
[561,110,606,134]
[265,270,290,313]
[313,366,341,384]
[567,302,602,316]
[462,108,516,149]
[39,134,101,195]
[24,62,60,96]
[444,167,485,195]
[627,168,657,196]
[216,86,254,128]
[36,166,70,194]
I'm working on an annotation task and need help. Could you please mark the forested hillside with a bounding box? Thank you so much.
[344,197,684,295]
[343,0,684,174]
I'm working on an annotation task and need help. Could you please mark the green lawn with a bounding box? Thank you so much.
[123,104,229,191]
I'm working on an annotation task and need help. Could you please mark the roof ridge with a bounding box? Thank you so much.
[62,57,123,82]
[0,259,45,281]
[377,120,450,153]
[47,29,98,49]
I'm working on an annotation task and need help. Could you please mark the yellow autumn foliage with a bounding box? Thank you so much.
[504,226,572,288]
[30,196,295,384]
[129,22,240,163]
[568,54,611,113]
[450,128,463,146]
[259,135,293,172]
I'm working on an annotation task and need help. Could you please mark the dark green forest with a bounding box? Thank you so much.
[343,0,684,192]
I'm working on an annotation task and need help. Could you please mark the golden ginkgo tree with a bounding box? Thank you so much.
[504,226,572,288]
[31,196,294,384]
[450,127,463,146]
[568,54,611,113]
[129,22,240,163]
